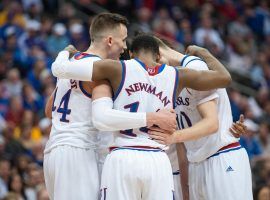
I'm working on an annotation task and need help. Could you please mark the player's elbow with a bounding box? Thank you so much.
[51,61,58,77]
[92,115,111,131]
[51,60,66,78]
[220,72,232,87]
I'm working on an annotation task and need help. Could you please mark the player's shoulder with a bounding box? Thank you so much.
[180,55,208,71]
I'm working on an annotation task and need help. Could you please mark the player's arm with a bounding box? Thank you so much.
[91,81,177,132]
[178,48,231,91]
[51,50,122,86]
[176,143,189,200]
[185,45,230,78]
[45,89,55,119]
[149,99,219,144]
[173,99,219,142]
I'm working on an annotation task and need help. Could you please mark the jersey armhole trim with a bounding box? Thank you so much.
[79,81,92,98]
[185,58,205,67]
[180,55,190,66]
[173,68,179,108]
[113,60,126,101]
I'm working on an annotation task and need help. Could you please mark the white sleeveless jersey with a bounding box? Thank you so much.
[112,58,178,149]
[45,53,101,153]
[175,55,238,163]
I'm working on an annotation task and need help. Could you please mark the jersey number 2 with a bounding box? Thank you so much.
[52,88,72,122]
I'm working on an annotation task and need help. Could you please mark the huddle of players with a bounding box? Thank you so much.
[44,13,252,200]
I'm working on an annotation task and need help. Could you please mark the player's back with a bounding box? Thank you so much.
[175,55,238,163]
[112,58,178,149]
[45,53,101,153]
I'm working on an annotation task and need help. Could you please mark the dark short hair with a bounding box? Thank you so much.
[130,34,159,56]
[90,13,128,42]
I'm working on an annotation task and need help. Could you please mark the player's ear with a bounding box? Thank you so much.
[156,52,161,63]
[107,36,113,47]
[129,50,134,58]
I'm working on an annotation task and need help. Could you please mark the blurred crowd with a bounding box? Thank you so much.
[0,0,269,199]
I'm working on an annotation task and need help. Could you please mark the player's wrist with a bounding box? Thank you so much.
[194,48,210,60]
[173,131,182,143]
[146,112,157,127]
[169,50,183,66]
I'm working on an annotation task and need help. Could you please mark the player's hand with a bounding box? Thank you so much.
[185,45,208,56]
[64,45,78,57]
[153,109,177,133]
[148,128,176,145]
[229,114,247,138]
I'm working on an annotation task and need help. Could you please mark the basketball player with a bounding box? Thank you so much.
[43,14,177,200]
[90,36,247,200]
[149,43,253,200]
[51,33,232,199]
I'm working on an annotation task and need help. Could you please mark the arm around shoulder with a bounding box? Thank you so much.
[184,46,232,90]
[51,51,94,81]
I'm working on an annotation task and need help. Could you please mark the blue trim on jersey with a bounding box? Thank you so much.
[79,81,92,98]
[111,147,164,152]
[173,68,179,108]
[134,58,146,70]
[74,52,101,60]
[157,63,166,73]
[113,60,126,101]
[185,58,205,67]
[74,52,81,57]
[208,146,242,159]
[180,55,190,66]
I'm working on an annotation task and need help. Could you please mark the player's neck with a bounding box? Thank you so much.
[85,44,107,59]
[136,52,157,66]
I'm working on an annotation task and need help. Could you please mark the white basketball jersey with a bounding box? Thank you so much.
[175,55,238,163]
[45,53,101,153]
[112,58,178,149]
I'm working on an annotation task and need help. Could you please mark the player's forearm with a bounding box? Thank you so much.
[195,49,232,85]
[165,49,184,66]
[174,117,218,143]
[92,97,147,131]
[51,51,93,81]
[45,89,56,119]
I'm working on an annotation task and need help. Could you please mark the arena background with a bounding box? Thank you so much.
[0,0,269,199]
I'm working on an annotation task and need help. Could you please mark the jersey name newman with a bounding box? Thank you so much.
[125,82,171,107]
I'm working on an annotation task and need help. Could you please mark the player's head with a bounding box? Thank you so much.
[90,13,128,59]
[153,36,171,64]
[130,34,160,62]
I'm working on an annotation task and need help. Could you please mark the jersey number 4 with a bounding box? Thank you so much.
[52,88,72,122]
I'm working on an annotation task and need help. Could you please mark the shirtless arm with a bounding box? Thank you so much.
[45,89,56,119]
[178,47,231,91]
[149,99,219,144]
[51,50,122,91]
